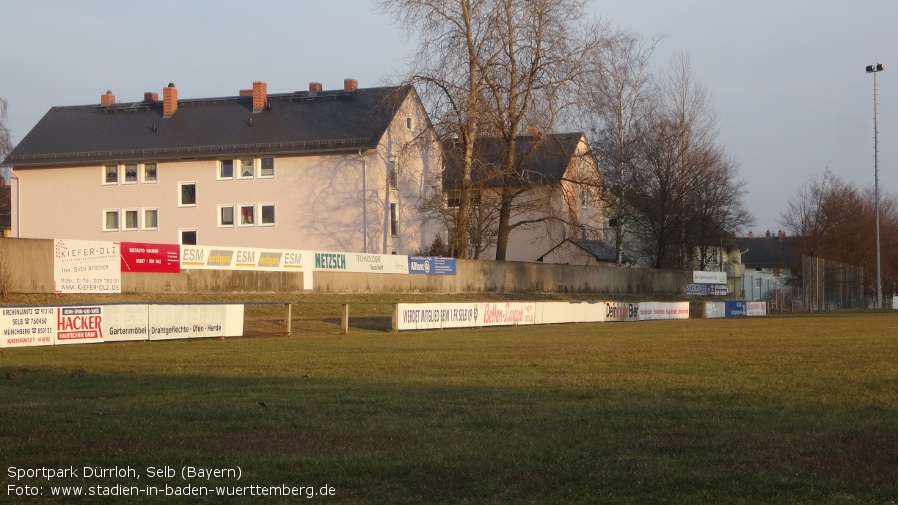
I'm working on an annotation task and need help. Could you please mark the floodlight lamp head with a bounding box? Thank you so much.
[866,63,886,73]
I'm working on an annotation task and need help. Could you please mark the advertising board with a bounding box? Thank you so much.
[408,256,457,275]
[120,242,180,273]
[637,302,690,321]
[53,239,121,293]
[604,302,640,322]
[148,304,244,340]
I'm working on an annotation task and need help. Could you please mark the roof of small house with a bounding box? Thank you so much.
[537,238,624,264]
[442,132,589,187]
[2,84,415,167]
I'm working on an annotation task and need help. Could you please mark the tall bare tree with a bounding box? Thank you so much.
[0,98,11,162]
[626,54,753,269]
[580,30,659,265]
[377,0,503,258]
[380,0,608,261]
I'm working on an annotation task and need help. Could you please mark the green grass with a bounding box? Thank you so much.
[2,301,897,504]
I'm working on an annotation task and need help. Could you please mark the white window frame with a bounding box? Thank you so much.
[179,182,197,207]
[390,202,400,236]
[218,204,236,227]
[103,209,120,231]
[122,163,139,185]
[142,162,158,184]
[218,159,234,180]
[259,157,275,178]
[142,208,159,231]
[259,203,276,227]
[103,164,119,185]
[238,204,255,227]
[122,208,139,231]
[179,229,198,245]
[237,158,255,179]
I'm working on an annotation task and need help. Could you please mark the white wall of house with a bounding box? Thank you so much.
[11,95,441,255]
[484,135,603,262]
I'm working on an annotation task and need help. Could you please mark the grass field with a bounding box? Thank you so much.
[1,295,897,504]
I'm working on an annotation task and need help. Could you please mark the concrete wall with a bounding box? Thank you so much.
[0,237,689,296]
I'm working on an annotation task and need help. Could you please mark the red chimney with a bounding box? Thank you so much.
[252,81,267,113]
[239,89,253,96]
[309,82,323,92]
[144,92,159,101]
[163,83,178,118]
[777,230,784,242]
[101,90,115,105]
[344,78,358,91]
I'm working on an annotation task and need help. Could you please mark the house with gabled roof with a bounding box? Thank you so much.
[1,80,441,255]
[439,132,605,262]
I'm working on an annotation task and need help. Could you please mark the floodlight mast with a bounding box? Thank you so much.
[865,63,885,308]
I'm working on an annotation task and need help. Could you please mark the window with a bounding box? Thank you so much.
[390,203,399,236]
[239,205,255,226]
[179,182,196,206]
[124,164,138,184]
[219,205,235,227]
[406,116,413,131]
[103,210,119,231]
[143,163,157,183]
[104,165,118,185]
[143,208,158,230]
[219,160,234,179]
[388,160,398,190]
[239,158,254,178]
[180,229,197,245]
[580,186,589,209]
[446,190,460,209]
[123,209,139,231]
[260,157,275,178]
[260,204,276,226]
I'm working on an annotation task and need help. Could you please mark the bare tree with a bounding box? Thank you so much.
[377,0,503,258]
[581,30,660,265]
[0,98,11,162]
[780,170,898,298]
[380,0,609,261]
[626,54,753,269]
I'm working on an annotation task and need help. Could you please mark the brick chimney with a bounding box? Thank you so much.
[144,92,158,101]
[163,83,178,118]
[309,82,323,92]
[777,230,784,242]
[252,81,267,113]
[344,78,358,91]
[101,90,115,105]
[239,89,253,96]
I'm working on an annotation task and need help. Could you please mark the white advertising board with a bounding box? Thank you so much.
[396,301,537,330]
[181,245,312,289]
[704,302,727,319]
[1,304,244,347]
[0,306,55,348]
[745,302,767,317]
[312,251,410,274]
[693,271,727,285]
[604,302,640,322]
[148,304,244,340]
[538,302,605,324]
[53,239,121,294]
[638,302,690,321]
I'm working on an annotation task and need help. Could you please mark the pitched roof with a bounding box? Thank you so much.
[739,236,801,268]
[537,238,624,263]
[3,85,414,167]
[442,132,587,187]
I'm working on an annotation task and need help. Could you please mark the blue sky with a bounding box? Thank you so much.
[2,0,896,235]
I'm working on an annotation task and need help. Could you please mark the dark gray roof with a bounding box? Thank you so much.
[740,236,801,268]
[442,132,587,187]
[2,86,414,167]
[537,238,622,263]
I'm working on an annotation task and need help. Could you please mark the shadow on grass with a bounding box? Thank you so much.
[2,367,898,504]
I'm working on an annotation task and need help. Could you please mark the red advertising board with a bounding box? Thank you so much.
[119,242,180,273]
